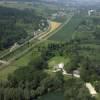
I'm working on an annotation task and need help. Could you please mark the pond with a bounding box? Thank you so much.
[38,92,64,100]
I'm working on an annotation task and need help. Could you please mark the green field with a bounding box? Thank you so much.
[49,15,83,41]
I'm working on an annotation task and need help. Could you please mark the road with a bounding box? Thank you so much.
[0,14,74,70]
[0,22,51,59]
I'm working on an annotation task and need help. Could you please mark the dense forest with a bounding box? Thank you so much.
[0,7,48,50]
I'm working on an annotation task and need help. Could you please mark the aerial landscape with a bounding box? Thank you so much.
[0,0,100,100]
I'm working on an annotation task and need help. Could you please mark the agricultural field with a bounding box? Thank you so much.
[49,14,84,41]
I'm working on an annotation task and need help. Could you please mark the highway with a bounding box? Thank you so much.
[0,14,74,70]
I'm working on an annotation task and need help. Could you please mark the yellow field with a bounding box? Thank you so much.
[49,21,61,33]
[38,21,61,39]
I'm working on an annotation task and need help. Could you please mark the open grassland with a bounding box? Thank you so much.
[49,15,83,41]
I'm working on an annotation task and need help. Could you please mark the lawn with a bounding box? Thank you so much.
[49,15,83,41]
[48,56,69,69]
